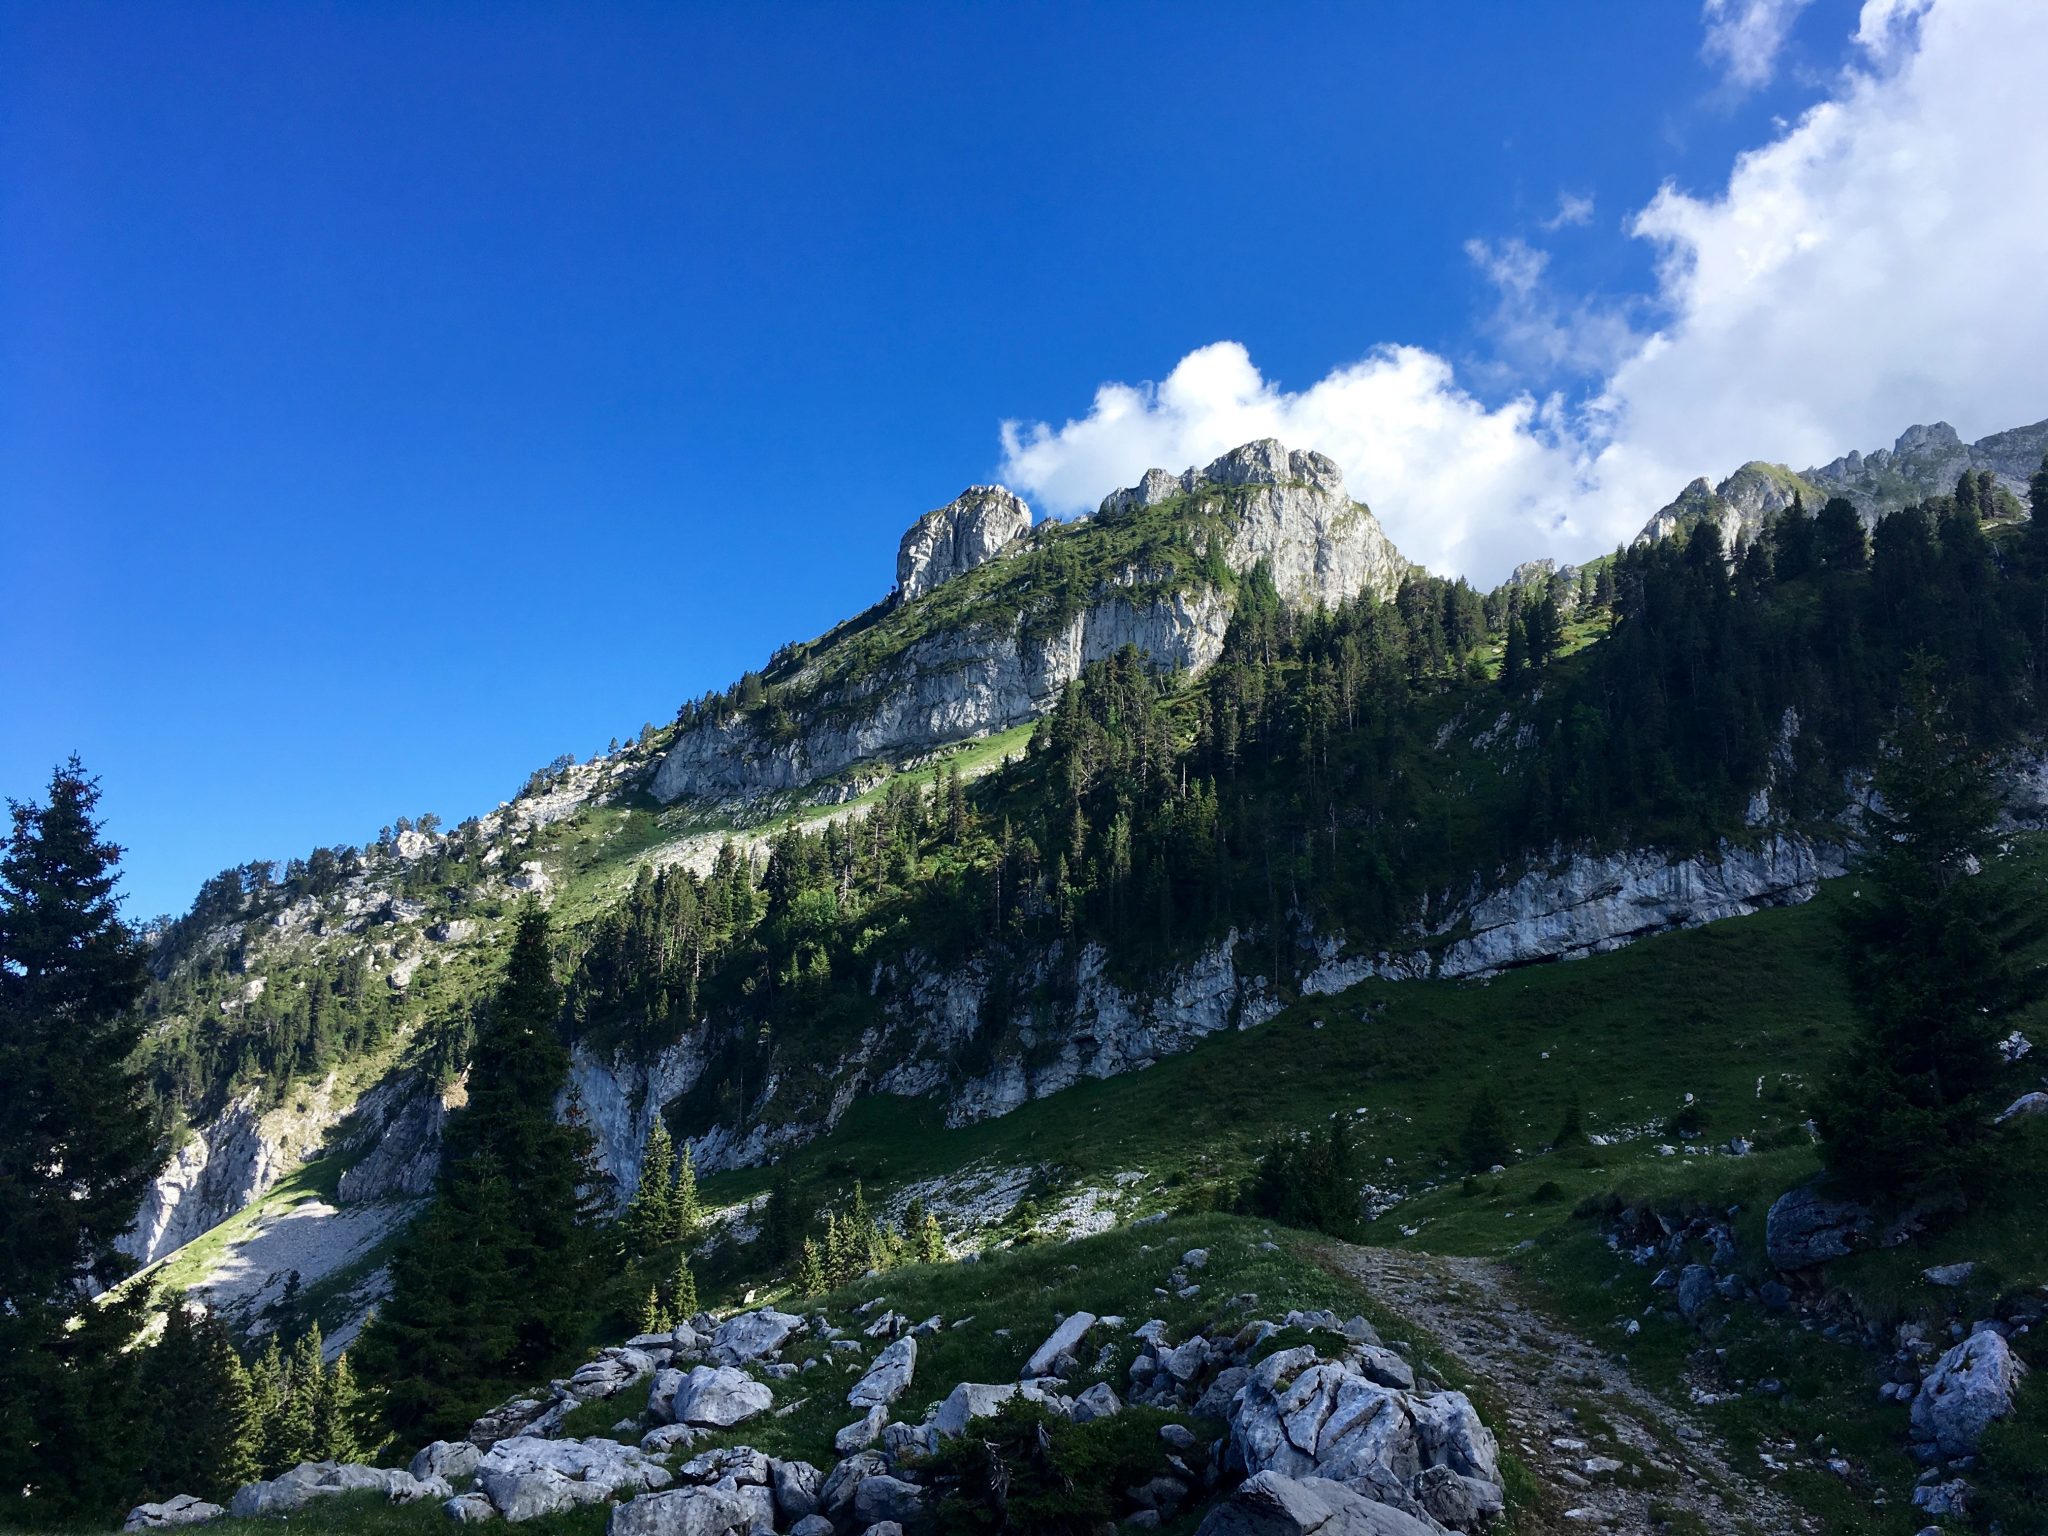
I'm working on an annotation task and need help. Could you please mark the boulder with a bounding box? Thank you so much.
[444,1492,499,1523]
[851,1474,925,1528]
[229,1462,443,1518]
[641,1425,701,1455]
[469,1395,560,1450]
[817,1452,889,1523]
[710,1310,805,1367]
[677,1446,770,1487]
[1349,1347,1415,1392]
[605,1485,751,1536]
[475,1436,672,1521]
[1194,1471,1441,1535]
[932,1380,1069,1437]
[788,1519,834,1536]
[834,1404,888,1455]
[1676,1264,1716,1320]
[1912,1331,2028,1456]
[848,1336,917,1409]
[123,1495,225,1531]
[1766,1186,1873,1271]
[1996,1091,2048,1124]
[571,1350,657,1401]
[769,1459,822,1522]
[671,1366,774,1429]
[1025,1311,1097,1377]
[411,1440,483,1486]
[1072,1382,1123,1423]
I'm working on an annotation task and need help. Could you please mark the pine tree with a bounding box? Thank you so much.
[1460,1086,1513,1172]
[0,759,157,1523]
[794,1237,826,1298]
[626,1118,676,1256]
[671,1140,702,1243]
[666,1256,698,1322]
[1816,658,2045,1210]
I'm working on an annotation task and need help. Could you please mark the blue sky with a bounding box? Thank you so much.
[6,0,2045,920]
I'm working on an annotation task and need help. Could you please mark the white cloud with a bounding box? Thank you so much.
[996,0,2048,586]
[1702,0,1816,90]
[1464,237,1644,382]
[1539,191,1597,230]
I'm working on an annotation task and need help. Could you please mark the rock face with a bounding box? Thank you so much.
[896,486,1032,603]
[1913,1332,2028,1456]
[1806,417,2048,518]
[336,1073,451,1203]
[1634,463,1811,552]
[120,1096,295,1267]
[651,440,1406,809]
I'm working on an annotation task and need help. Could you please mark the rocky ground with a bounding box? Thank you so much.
[1325,1245,1804,1536]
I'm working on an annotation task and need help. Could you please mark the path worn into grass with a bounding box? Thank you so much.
[1322,1244,1807,1536]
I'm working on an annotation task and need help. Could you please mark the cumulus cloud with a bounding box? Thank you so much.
[1701,0,1816,89]
[996,0,2048,585]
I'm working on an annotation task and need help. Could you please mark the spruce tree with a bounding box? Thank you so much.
[139,1306,259,1503]
[1460,1086,1513,1172]
[316,1353,362,1465]
[640,1286,669,1334]
[666,1256,698,1322]
[1816,658,2044,1210]
[0,759,157,1523]
[671,1140,702,1243]
[916,1210,946,1265]
[357,901,598,1443]
[626,1118,676,1256]
[794,1238,826,1298]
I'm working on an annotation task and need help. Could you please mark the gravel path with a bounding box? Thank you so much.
[1322,1244,1809,1536]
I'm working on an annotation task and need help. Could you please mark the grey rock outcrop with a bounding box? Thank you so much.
[709,1309,804,1366]
[411,1440,483,1486]
[1766,1186,1873,1271]
[1194,1471,1440,1536]
[1806,417,2048,518]
[121,1097,293,1267]
[896,486,1032,603]
[229,1461,444,1518]
[667,1366,774,1429]
[1634,463,1810,552]
[474,1436,672,1521]
[1913,1331,2027,1456]
[652,440,1406,810]
[123,1496,225,1531]
[847,1335,917,1409]
[605,1485,751,1536]
[337,1074,450,1204]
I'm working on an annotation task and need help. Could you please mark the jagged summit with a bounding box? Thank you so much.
[649,438,1409,807]
[894,485,1032,604]
[1097,439,1346,516]
[1803,416,2048,516]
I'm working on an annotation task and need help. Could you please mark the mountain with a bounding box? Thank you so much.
[650,441,1409,808]
[81,413,2048,1535]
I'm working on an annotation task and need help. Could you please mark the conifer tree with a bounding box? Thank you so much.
[640,1286,669,1334]
[794,1237,826,1298]
[318,1354,362,1465]
[626,1117,676,1256]
[916,1209,946,1265]
[357,901,598,1443]
[139,1305,259,1503]
[1817,658,2044,1210]
[0,759,156,1523]
[1460,1086,1513,1172]
[671,1140,702,1243]
[666,1255,698,1322]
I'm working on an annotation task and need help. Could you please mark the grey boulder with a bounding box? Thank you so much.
[122,1496,224,1531]
[851,1474,925,1527]
[475,1436,672,1521]
[848,1335,917,1409]
[605,1485,751,1536]
[709,1310,805,1366]
[411,1440,482,1487]
[229,1462,443,1519]
[671,1366,774,1429]
[1025,1311,1096,1377]
[1765,1186,1872,1271]
[1194,1471,1441,1535]
[1913,1331,2028,1455]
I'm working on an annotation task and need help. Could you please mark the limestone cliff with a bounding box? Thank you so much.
[651,439,1408,808]
[895,485,1032,603]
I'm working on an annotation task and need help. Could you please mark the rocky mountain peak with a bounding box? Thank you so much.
[1894,421,1962,455]
[1097,438,1346,517]
[895,485,1032,604]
